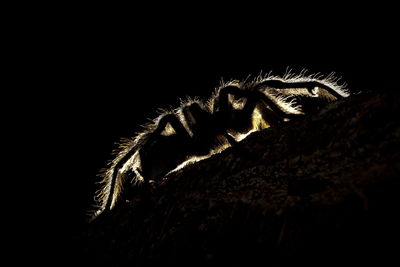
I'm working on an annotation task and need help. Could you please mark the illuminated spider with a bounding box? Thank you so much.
[89,71,349,220]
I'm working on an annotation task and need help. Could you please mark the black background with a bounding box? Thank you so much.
[23,6,398,253]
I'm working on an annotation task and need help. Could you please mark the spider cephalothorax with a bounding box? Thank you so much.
[89,71,349,220]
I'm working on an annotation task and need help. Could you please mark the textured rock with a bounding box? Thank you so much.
[75,91,400,266]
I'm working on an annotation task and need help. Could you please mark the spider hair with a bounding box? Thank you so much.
[88,70,349,221]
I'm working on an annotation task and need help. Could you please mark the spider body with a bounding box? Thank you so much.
[90,71,349,220]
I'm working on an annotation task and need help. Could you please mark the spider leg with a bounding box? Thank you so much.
[153,113,191,137]
[256,79,345,99]
[254,101,282,128]
[216,85,248,112]
[251,90,301,119]
[104,147,137,212]
[216,86,266,159]
[215,85,256,136]
[104,114,191,213]
[181,102,211,135]
[140,113,194,181]
[217,85,297,126]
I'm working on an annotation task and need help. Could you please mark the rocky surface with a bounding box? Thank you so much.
[73,90,400,266]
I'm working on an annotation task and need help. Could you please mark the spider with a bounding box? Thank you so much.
[89,71,349,220]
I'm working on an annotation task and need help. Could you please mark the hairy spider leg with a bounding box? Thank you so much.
[216,86,297,134]
[104,146,138,212]
[140,113,192,181]
[181,102,210,135]
[252,100,282,128]
[256,79,345,99]
[181,102,232,153]
[153,113,190,137]
[104,114,191,213]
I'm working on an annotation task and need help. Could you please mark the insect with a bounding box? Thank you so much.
[89,70,349,220]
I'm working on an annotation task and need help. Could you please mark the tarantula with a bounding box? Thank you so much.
[89,71,349,220]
